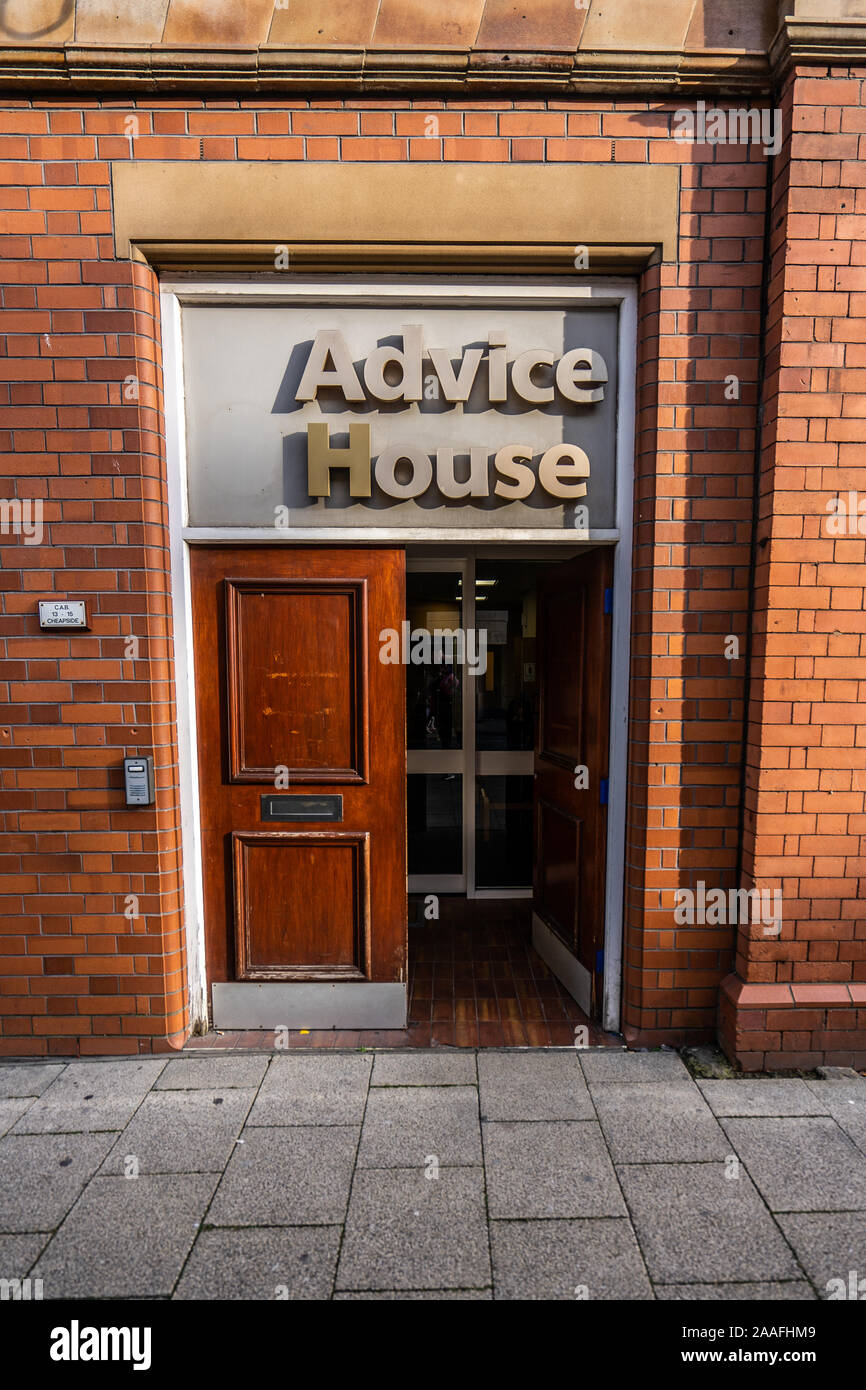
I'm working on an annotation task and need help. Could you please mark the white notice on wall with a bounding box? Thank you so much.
[481,610,508,645]
[38,600,87,629]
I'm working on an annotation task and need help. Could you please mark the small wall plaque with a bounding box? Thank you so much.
[38,600,88,630]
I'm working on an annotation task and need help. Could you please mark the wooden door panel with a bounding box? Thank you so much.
[539,589,585,766]
[191,547,406,995]
[226,578,367,783]
[232,831,369,981]
[533,548,613,1010]
[535,799,581,952]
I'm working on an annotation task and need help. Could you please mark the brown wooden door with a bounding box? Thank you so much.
[190,547,406,1003]
[533,547,613,1017]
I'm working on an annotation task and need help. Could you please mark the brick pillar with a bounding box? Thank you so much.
[622,147,764,1048]
[720,65,866,1069]
[0,234,187,1055]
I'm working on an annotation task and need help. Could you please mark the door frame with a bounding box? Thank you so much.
[161,277,635,1035]
[406,555,471,897]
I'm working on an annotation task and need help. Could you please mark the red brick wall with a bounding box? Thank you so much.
[0,154,186,1053]
[720,67,866,1070]
[625,133,766,1046]
[0,91,860,1063]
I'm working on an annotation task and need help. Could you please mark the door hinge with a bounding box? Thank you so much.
[599,777,609,805]
[603,587,612,615]
[595,948,604,975]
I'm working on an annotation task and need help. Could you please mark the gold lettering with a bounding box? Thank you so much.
[306,422,371,497]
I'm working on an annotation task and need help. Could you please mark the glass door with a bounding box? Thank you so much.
[407,556,541,898]
[406,559,470,894]
[473,558,537,897]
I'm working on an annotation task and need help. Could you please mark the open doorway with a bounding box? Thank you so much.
[188,542,622,1046]
[406,547,615,1044]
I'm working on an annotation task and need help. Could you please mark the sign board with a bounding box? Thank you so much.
[181,301,619,533]
[38,600,87,629]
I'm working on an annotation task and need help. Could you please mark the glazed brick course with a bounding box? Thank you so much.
[0,86,863,1064]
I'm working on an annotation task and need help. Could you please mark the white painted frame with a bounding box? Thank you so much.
[162,291,208,1031]
[160,276,635,1035]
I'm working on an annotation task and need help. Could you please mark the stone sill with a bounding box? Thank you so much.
[0,42,774,95]
[722,975,866,1009]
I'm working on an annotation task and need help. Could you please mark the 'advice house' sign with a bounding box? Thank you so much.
[181,299,619,533]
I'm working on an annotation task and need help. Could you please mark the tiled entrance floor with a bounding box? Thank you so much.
[188,901,620,1051]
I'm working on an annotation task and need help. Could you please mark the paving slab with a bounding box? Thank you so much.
[0,1132,115,1233]
[698,1080,831,1117]
[32,1174,218,1299]
[592,1083,730,1163]
[483,1121,625,1219]
[478,1050,594,1121]
[99,1088,257,1175]
[155,1055,270,1091]
[805,1081,866,1156]
[0,1064,65,1099]
[334,1288,492,1300]
[490,1218,653,1300]
[0,1099,32,1139]
[11,1059,166,1134]
[208,1126,358,1227]
[1,1047,858,1301]
[721,1116,866,1212]
[776,1211,866,1298]
[246,1053,371,1127]
[337,1166,489,1291]
[656,1282,816,1300]
[371,1052,477,1087]
[580,1050,692,1087]
[0,1233,50,1277]
[357,1085,481,1168]
[617,1163,802,1284]
[173,1225,341,1300]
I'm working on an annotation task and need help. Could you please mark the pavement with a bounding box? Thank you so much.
[0,1048,864,1301]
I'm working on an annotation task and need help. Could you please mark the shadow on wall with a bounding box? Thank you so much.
[0,0,73,39]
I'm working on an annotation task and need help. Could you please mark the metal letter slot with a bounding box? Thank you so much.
[261,794,343,823]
